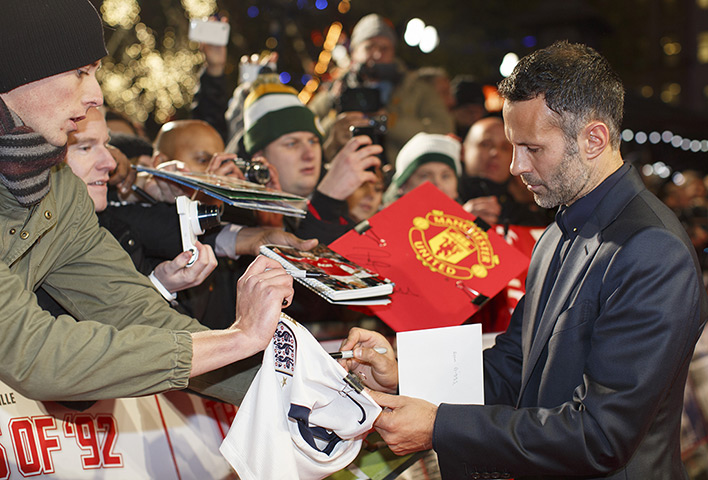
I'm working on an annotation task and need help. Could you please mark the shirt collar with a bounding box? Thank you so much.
[556,162,630,240]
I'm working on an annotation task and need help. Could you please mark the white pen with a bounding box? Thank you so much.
[330,347,388,359]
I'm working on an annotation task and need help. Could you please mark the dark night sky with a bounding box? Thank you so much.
[99,0,708,171]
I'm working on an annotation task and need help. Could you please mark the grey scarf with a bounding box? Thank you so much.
[0,97,66,206]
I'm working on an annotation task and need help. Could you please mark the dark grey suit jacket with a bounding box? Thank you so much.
[433,166,708,479]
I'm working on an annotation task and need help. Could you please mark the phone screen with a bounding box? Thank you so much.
[188,19,230,46]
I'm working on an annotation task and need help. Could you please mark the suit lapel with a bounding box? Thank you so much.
[519,221,601,399]
[520,226,561,377]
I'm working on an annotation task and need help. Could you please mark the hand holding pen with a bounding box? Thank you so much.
[331,347,387,359]
[336,327,398,394]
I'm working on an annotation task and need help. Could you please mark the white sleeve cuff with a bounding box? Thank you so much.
[214,223,243,260]
[148,271,178,302]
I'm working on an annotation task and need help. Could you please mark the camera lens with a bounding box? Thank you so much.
[245,162,271,185]
[196,204,222,231]
[232,158,271,185]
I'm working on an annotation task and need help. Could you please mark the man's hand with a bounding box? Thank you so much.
[142,160,192,203]
[235,227,318,257]
[370,391,437,455]
[462,195,502,225]
[107,145,137,197]
[205,153,247,179]
[232,256,294,349]
[190,255,293,377]
[323,111,369,161]
[339,327,398,393]
[200,15,228,77]
[152,242,217,293]
[317,136,382,200]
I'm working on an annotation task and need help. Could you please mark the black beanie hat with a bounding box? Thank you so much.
[0,0,108,93]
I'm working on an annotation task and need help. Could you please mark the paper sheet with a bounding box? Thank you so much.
[397,324,484,406]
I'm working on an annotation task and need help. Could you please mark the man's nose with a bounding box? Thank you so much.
[83,76,104,109]
[302,144,317,160]
[509,149,527,177]
[362,182,376,198]
[99,147,117,172]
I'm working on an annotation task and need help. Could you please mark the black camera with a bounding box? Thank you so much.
[357,62,400,83]
[350,116,387,143]
[231,158,271,185]
[350,116,388,169]
[337,87,382,113]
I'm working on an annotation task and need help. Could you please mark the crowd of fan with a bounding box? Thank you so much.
[87,13,566,338]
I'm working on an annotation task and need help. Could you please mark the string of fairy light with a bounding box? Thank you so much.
[98,0,352,124]
[97,0,441,125]
[299,21,343,104]
[98,0,214,124]
[621,128,708,183]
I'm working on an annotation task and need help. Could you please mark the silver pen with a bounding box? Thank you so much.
[330,347,388,359]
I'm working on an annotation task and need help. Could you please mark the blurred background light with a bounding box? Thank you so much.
[499,52,519,77]
[419,25,439,53]
[404,18,425,47]
[522,35,537,48]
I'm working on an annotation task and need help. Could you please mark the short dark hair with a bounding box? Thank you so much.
[498,41,625,150]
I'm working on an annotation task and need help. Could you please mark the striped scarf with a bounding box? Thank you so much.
[0,97,66,206]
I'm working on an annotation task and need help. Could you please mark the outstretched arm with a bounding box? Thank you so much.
[190,255,294,377]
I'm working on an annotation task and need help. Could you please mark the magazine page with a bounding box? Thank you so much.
[136,167,307,217]
[260,244,393,302]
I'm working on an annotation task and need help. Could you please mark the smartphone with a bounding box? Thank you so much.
[350,120,388,170]
[188,19,230,46]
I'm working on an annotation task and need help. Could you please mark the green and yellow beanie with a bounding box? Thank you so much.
[389,132,462,191]
[243,82,323,155]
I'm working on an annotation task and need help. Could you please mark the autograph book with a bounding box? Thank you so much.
[330,182,531,332]
[136,166,307,217]
[259,244,394,305]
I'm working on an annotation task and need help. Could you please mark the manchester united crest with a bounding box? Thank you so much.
[409,210,499,280]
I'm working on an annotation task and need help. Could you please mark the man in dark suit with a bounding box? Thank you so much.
[338,41,708,479]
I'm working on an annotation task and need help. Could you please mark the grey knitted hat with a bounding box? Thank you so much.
[0,0,107,93]
[350,14,397,50]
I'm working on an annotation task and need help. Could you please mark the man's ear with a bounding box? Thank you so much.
[583,122,610,160]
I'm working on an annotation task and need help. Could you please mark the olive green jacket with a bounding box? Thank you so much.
[0,164,257,403]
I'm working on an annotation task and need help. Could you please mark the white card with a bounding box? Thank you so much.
[397,324,484,406]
